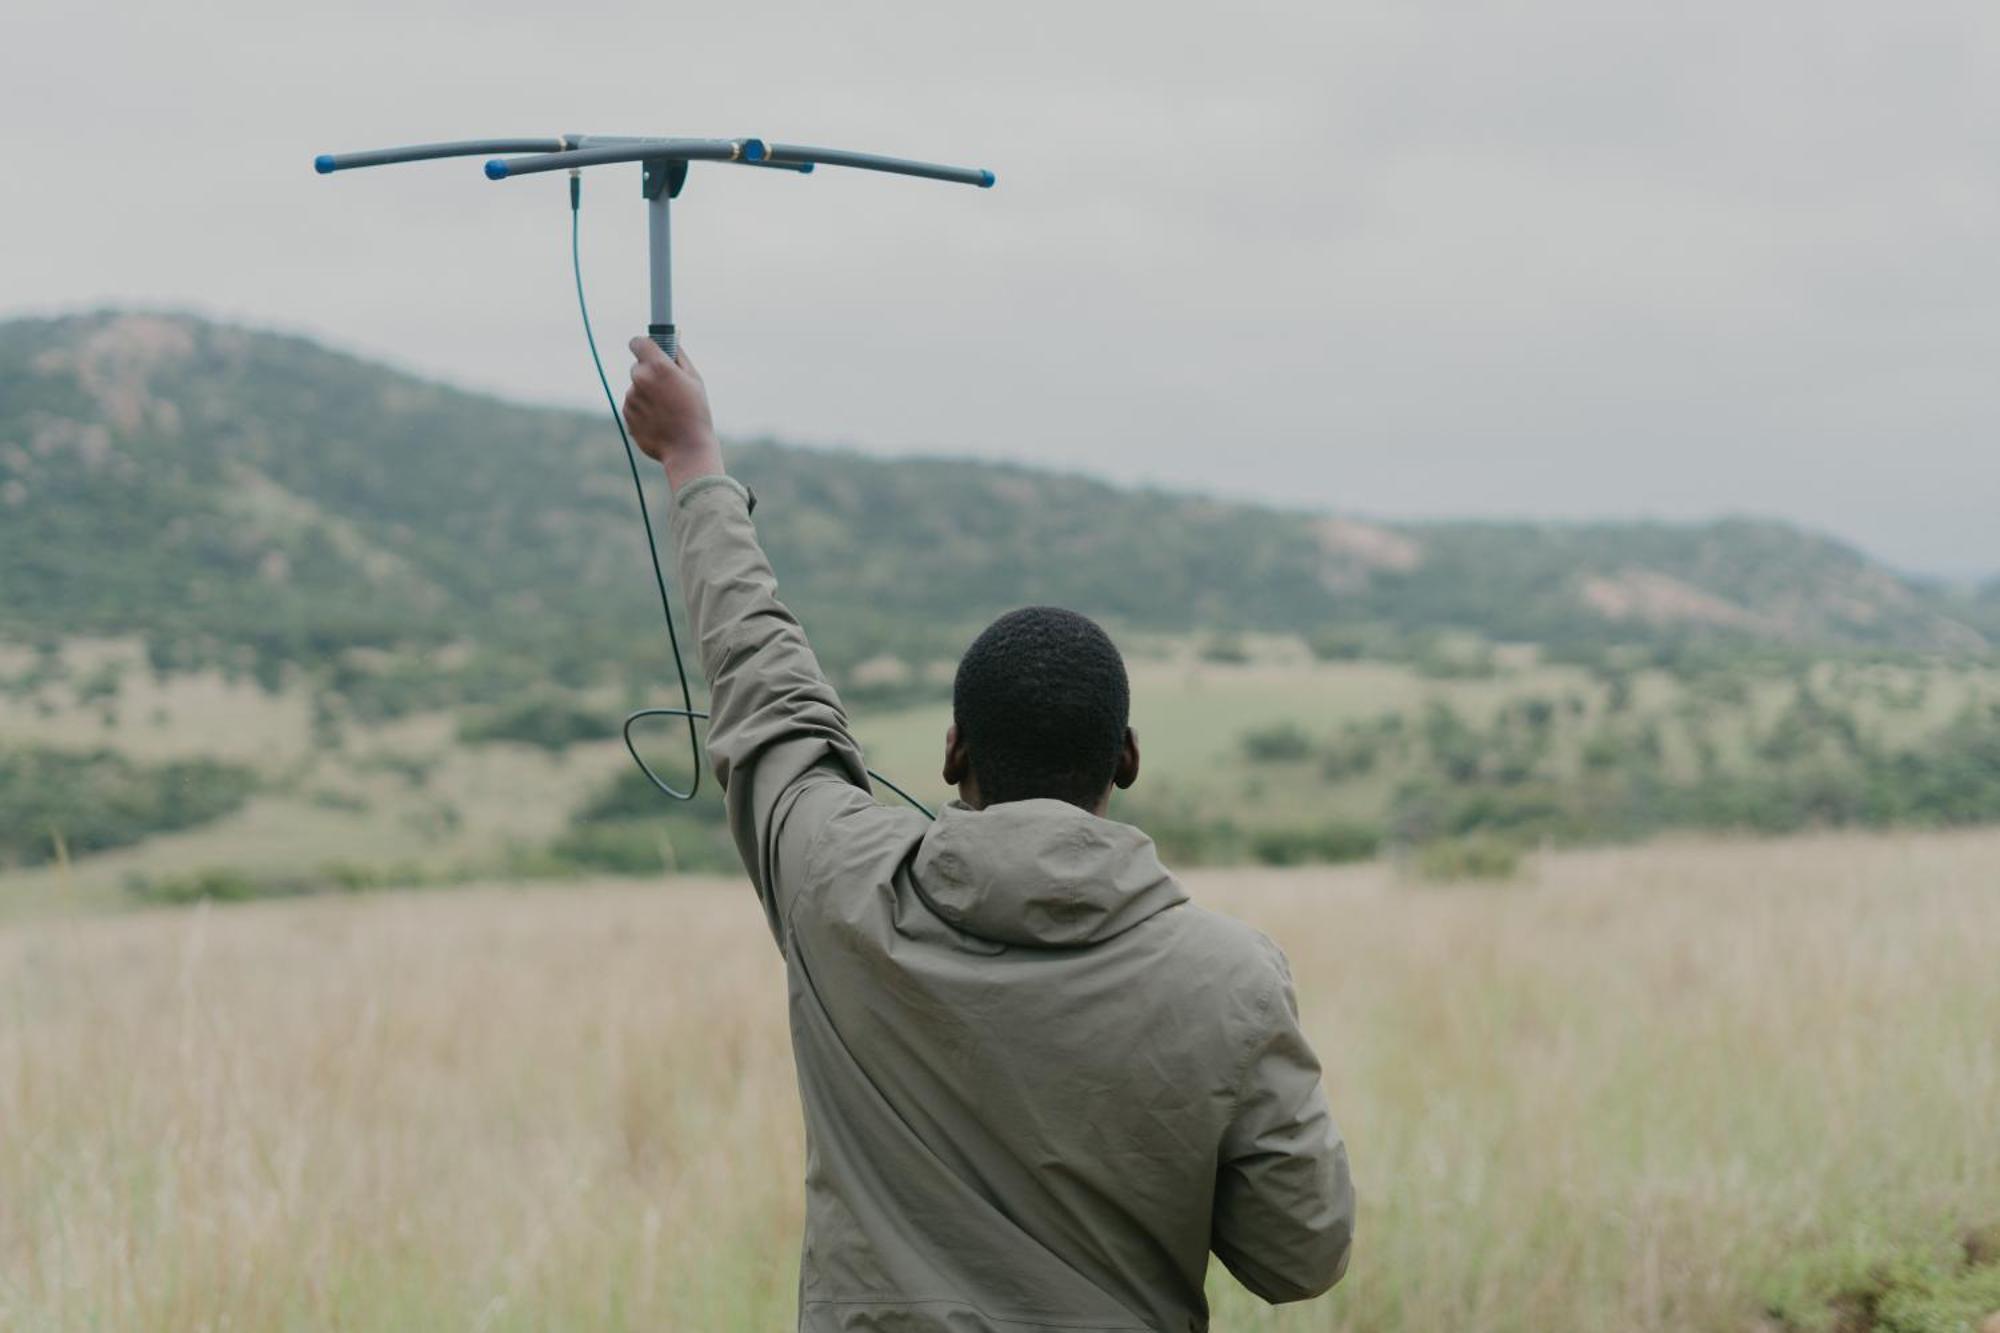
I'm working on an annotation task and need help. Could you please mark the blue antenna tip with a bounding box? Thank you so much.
[742,138,767,163]
[313,154,336,175]
[483,159,509,180]
[799,162,815,174]
[979,169,996,188]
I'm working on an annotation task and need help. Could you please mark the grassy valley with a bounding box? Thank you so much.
[6,832,1995,1330]
[4,311,1998,1332]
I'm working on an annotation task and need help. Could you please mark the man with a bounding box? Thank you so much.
[624,337,1354,1333]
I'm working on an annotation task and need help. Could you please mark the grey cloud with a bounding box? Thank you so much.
[4,0,1996,572]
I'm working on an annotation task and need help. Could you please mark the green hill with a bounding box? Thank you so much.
[8,310,2000,890]
[1,308,1990,709]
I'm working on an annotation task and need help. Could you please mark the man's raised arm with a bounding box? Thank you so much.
[622,338,875,938]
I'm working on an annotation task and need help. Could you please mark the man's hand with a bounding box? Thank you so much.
[624,337,725,491]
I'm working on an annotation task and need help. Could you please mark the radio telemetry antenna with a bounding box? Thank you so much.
[315,134,993,359]
[314,132,993,813]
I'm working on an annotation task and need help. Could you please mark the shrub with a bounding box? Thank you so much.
[573,766,729,826]
[546,817,738,876]
[459,695,622,752]
[74,661,124,706]
[1581,729,1627,771]
[1515,696,1557,731]
[1,747,256,868]
[1414,835,1524,883]
[1412,635,1497,680]
[1248,821,1382,867]
[1307,625,1402,662]
[129,867,290,905]
[1319,735,1380,781]
[1113,795,1246,867]
[1599,668,1636,713]
[1421,702,1484,783]
[1762,1233,2000,1333]
[124,861,435,905]
[547,822,675,875]
[1199,635,1250,665]
[1241,723,1315,763]
[1757,685,1861,764]
[352,750,439,787]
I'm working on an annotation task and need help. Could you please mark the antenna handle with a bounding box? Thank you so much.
[486,138,763,180]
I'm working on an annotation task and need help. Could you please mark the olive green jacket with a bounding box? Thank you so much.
[669,475,1354,1333]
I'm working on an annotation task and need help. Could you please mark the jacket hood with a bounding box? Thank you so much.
[911,799,1187,948]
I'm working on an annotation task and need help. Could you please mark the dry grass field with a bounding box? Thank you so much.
[3,828,1997,1331]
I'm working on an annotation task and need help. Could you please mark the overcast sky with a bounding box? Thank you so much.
[6,0,1997,575]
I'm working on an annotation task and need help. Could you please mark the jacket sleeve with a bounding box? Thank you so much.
[1211,940,1356,1304]
[666,475,877,940]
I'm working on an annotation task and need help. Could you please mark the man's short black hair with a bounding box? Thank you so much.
[953,606,1130,809]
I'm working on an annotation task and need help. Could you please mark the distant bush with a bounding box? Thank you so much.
[1691,671,1752,708]
[1149,817,1246,867]
[459,695,622,752]
[546,822,675,875]
[1512,696,1557,731]
[1421,702,1484,783]
[1411,635,1497,680]
[128,867,272,905]
[573,766,729,827]
[1241,723,1315,763]
[840,675,952,711]
[126,859,437,905]
[547,763,740,877]
[73,661,124,706]
[1873,675,1929,711]
[1601,669,1636,713]
[1375,684,2000,854]
[1414,835,1524,883]
[331,659,462,723]
[1305,628,1371,661]
[1581,728,1627,771]
[1113,795,1246,867]
[1307,625,1405,662]
[1248,821,1382,867]
[1392,776,1580,847]
[317,860,436,891]
[1200,635,1251,665]
[1,747,256,868]
[1319,734,1381,781]
[306,788,371,813]
[1673,702,2000,834]
[545,817,739,876]
[351,750,439,788]
[1755,685,1860,764]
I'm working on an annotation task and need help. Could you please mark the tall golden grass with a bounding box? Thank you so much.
[3,828,1996,1330]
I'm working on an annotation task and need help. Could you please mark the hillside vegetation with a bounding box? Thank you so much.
[5,311,2000,893]
[4,310,1993,698]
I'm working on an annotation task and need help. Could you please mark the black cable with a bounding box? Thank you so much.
[569,173,935,821]
[859,765,937,819]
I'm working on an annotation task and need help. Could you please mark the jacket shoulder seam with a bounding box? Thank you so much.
[781,781,905,936]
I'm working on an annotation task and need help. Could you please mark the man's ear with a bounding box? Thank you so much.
[1113,726,1141,790]
[943,723,969,787]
